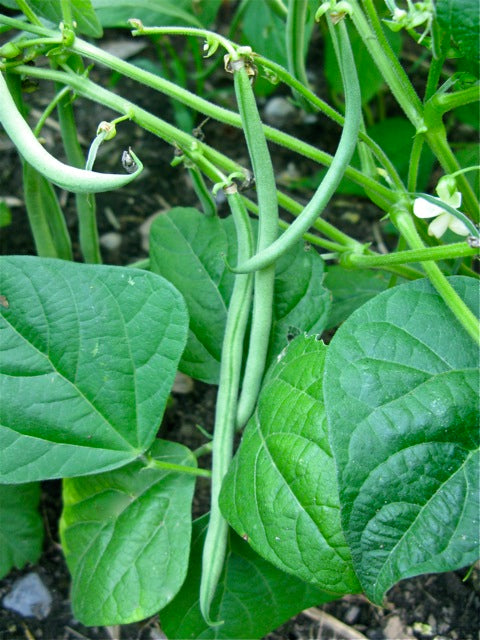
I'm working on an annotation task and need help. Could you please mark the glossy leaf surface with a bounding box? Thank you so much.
[324,276,480,603]
[220,336,361,594]
[0,256,188,482]
[60,439,196,625]
[160,515,337,639]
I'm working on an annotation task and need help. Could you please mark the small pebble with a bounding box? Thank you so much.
[344,604,361,624]
[2,573,52,619]
[172,372,194,394]
[263,97,297,128]
[100,232,122,251]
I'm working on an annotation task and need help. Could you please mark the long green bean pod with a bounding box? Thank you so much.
[229,59,278,429]
[200,184,254,625]
[0,71,143,193]
[286,0,312,109]
[230,18,361,273]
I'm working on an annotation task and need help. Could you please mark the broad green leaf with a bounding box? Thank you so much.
[324,266,400,329]
[20,0,103,37]
[0,483,43,578]
[0,256,188,483]
[324,276,480,604]
[91,0,203,28]
[269,244,330,361]
[436,0,479,61]
[160,515,337,639]
[150,208,329,383]
[220,336,361,594]
[60,439,196,625]
[150,208,237,384]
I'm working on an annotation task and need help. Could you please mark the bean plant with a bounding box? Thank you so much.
[0,0,479,637]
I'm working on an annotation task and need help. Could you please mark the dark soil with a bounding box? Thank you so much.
[1,9,479,640]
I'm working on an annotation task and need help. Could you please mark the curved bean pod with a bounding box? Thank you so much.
[230,19,361,273]
[0,71,143,193]
[199,185,254,625]
[231,61,278,429]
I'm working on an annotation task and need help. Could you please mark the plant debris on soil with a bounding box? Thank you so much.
[1,13,479,640]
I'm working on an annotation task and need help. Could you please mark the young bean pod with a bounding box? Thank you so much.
[0,71,143,193]
[199,184,254,625]
[231,19,361,274]
[230,60,279,429]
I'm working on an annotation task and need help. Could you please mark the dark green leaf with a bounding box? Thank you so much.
[150,208,237,384]
[324,276,480,604]
[0,256,188,483]
[269,244,330,361]
[437,0,480,61]
[220,336,361,594]
[161,515,337,639]
[60,439,196,625]
[0,483,43,579]
[324,266,401,329]
[150,208,329,382]
[91,0,203,28]
[26,0,103,38]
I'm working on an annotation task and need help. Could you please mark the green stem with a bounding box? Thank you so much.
[255,54,405,192]
[144,457,211,478]
[342,242,478,268]
[231,18,362,273]
[347,2,479,220]
[392,207,480,345]
[433,85,480,114]
[351,0,424,129]
[407,133,424,193]
[15,0,42,26]
[0,15,395,206]
[57,91,102,262]
[423,98,479,222]
[9,64,366,254]
[188,165,217,216]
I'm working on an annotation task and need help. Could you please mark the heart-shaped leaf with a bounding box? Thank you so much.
[268,244,330,362]
[324,276,480,604]
[324,265,399,329]
[0,483,44,579]
[220,336,361,594]
[150,208,237,384]
[0,256,188,483]
[60,439,196,625]
[150,207,330,383]
[160,515,337,639]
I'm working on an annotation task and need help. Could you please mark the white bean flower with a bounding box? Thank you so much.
[413,177,470,238]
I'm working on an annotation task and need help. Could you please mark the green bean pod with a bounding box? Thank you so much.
[200,184,254,625]
[231,18,361,273]
[23,162,73,260]
[0,71,143,193]
[230,60,278,429]
[286,0,313,110]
